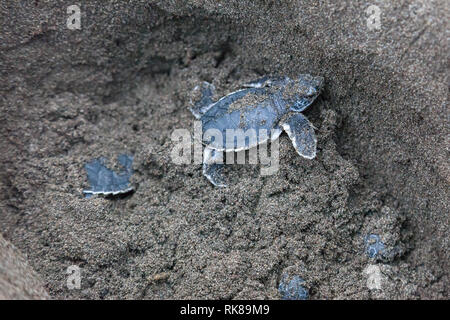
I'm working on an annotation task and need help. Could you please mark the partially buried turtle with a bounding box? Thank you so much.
[189,74,324,187]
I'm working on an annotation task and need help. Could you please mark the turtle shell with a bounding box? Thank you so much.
[200,88,285,151]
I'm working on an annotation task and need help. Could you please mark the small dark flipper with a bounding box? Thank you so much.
[281,113,317,159]
[203,147,227,187]
[189,81,216,119]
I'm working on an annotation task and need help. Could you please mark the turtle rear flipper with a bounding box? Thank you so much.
[281,113,317,159]
[189,81,216,119]
[203,147,227,187]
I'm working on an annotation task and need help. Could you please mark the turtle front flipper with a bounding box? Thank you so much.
[281,113,317,159]
[203,147,227,187]
[189,81,216,119]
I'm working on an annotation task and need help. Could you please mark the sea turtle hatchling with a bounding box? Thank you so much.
[189,74,324,187]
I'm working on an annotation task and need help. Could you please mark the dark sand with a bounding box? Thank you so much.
[0,1,448,299]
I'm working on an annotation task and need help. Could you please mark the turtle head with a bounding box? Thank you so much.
[282,74,324,112]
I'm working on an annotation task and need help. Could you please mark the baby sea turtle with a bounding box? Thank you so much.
[83,154,134,198]
[189,75,324,187]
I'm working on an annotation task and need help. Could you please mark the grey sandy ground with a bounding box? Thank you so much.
[0,1,448,299]
[0,234,49,299]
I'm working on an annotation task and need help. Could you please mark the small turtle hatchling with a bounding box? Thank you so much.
[189,75,324,187]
